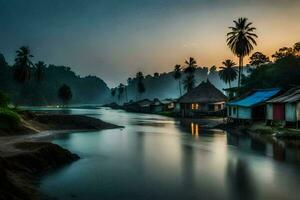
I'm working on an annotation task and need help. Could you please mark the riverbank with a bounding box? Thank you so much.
[216,121,300,150]
[249,122,300,139]
[0,111,122,200]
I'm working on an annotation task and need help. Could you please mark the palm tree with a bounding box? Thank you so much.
[173,64,182,96]
[219,59,238,89]
[13,46,34,83]
[183,75,195,92]
[35,61,46,82]
[227,18,257,88]
[183,57,197,92]
[184,57,197,74]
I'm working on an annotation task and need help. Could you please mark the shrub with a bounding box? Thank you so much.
[0,108,21,130]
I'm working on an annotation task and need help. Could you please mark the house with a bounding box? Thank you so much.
[125,99,153,113]
[227,88,281,121]
[150,98,164,113]
[178,80,227,117]
[160,99,180,112]
[266,86,300,128]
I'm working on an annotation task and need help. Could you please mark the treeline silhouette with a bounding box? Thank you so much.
[242,53,300,92]
[0,53,110,106]
[112,65,236,104]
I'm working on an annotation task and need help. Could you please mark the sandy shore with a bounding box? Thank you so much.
[0,112,122,200]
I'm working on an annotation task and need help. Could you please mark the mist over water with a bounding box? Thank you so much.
[39,108,300,200]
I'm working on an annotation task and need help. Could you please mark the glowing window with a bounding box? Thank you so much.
[191,103,199,110]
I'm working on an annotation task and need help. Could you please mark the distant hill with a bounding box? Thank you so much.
[0,53,110,106]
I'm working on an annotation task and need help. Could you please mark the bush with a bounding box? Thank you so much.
[0,108,21,130]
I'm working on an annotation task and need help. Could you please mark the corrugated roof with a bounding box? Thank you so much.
[267,86,300,103]
[227,88,281,107]
[178,81,227,103]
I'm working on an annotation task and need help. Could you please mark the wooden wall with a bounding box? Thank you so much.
[285,103,297,122]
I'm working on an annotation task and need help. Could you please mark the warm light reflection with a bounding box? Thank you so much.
[191,122,194,135]
[195,124,199,138]
[190,122,199,137]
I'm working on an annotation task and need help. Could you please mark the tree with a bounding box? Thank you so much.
[184,57,197,74]
[249,52,270,67]
[272,47,294,61]
[136,71,145,99]
[34,61,46,82]
[117,83,125,103]
[210,65,217,74]
[111,88,116,102]
[173,64,182,96]
[58,84,72,106]
[219,59,238,89]
[154,72,159,78]
[227,17,258,88]
[242,55,300,93]
[183,57,197,92]
[13,46,34,83]
[183,75,195,92]
[294,42,300,55]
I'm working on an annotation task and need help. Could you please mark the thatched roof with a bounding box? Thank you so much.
[267,86,300,103]
[178,81,227,103]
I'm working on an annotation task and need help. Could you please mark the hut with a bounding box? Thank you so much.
[178,81,227,117]
[227,88,281,121]
[150,98,164,113]
[266,86,300,128]
[161,99,180,112]
[125,99,152,113]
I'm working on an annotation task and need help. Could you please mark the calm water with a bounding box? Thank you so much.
[37,108,300,200]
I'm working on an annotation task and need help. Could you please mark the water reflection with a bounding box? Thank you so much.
[182,119,300,164]
[191,122,199,138]
[179,119,218,137]
[226,159,255,200]
[37,108,300,200]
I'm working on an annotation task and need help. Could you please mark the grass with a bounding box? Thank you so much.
[0,107,21,131]
[250,121,300,139]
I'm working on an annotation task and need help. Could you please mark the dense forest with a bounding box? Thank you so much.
[0,53,110,106]
[242,54,300,92]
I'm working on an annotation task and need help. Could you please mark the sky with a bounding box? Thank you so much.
[0,0,299,87]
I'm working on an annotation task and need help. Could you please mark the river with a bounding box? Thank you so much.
[37,107,300,200]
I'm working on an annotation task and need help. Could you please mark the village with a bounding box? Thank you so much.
[105,80,300,138]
